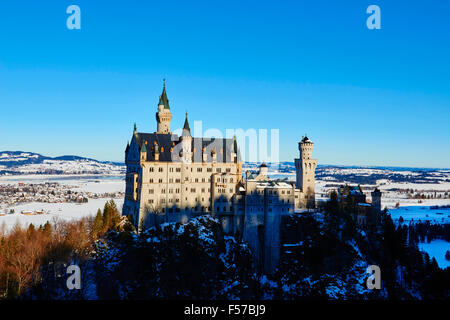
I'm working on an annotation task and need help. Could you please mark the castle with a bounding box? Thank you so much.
[122,84,318,233]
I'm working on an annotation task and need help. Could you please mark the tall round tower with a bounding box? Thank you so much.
[295,135,318,207]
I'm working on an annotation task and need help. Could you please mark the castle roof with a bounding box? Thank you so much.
[134,132,240,163]
[140,142,147,153]
[182,112,191,136]
[158,83,170,109]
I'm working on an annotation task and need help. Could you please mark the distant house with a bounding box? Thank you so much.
[338,185,382,227]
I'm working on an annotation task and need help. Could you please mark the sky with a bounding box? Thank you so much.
[0,0,449,167]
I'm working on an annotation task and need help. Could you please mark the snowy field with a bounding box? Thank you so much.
[388,206,450,224]
[0,175,125,232]
[418,240,450,269]
[389,206,450,270]
[0,198,124,232]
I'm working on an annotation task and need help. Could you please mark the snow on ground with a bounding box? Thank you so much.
[0,198,124,232]
[388,206,450,224]
[418,240,450,269]
[0,174,124,187]
[382,198,450,210]
[71,179,124,193]
[0,175,125,232]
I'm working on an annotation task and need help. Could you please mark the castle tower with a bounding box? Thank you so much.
[295,136,318,207]
[371,188,382,212]
[155,81,172,134]
[180,112,192,163]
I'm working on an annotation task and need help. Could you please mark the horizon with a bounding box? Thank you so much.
[1,1,449,167]
[2,149,449,171]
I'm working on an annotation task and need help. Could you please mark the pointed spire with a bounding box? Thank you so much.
[158,80,170,109]
[140,142,147,153]
[182,112,191,136]
[133,123,137,133]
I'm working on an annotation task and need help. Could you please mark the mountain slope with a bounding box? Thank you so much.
[0,151,125,175]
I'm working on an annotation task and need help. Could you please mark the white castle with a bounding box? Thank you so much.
[122,84,318,234]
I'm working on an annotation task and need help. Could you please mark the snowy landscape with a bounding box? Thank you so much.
[0,152,449,270]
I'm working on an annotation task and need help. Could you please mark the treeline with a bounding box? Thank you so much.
[0,200,128,299]
[322,193,450,299]
[405,221,450,243]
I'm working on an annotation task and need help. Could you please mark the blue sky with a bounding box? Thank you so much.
[0,0,449,167]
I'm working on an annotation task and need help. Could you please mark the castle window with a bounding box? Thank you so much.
[149,167,154,172]
[149,189,154,194]
[162,189,166,194]
[149,179,153,183]
[148,199,154,204]
[176,168,181,172]
[159,179,163,183]
[197,168,202,172]
[176,178,180,183]
[207,168,212,172]
[216,168,221,173]
[169,178,173,183]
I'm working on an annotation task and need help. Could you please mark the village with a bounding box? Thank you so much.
[0,182,124,215]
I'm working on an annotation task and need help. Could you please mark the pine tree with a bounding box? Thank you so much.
[93,209,104,237]
[42,221,52,238]
[27,223,35,237]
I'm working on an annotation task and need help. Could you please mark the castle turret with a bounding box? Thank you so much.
[125,141,130,163]
[180,112,192,163]
[371,188,382,212]
[155,81,172,134]
[295,135,318,207]
[140,142,147,162]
